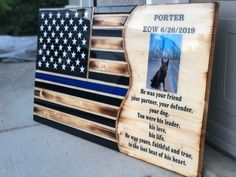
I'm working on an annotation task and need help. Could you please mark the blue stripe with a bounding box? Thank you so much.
[36,72,128,97]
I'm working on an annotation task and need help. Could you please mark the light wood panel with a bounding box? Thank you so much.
[117,3,218,177]
[89,59,129,76]
[91,37,123,50]
[93,15,128,26]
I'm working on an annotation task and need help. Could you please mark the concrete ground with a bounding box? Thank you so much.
[0,62,236,177]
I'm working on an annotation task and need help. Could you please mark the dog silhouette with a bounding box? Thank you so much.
[151,58,169,91]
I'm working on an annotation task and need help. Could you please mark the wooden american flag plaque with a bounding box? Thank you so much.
[34,3,218,177]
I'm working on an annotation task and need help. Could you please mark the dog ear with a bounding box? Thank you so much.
[161,58,164,64]
[167,59,169,65]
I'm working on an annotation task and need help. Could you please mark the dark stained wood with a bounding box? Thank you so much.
[88,72,130,86]
[35,88,119,119]
[94,6,135,14]
[90,50,126,61]
[34,115,119,150]
[34,104,117,142]
[92,29,123,37]
[35,81,124,106]
[34,98,116,127]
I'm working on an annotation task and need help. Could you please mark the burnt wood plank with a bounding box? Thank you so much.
[34,99,116,128]
[34,115,119,150]
[94,6,135,14]
[92,29,123,37]
[93,15,127,26]
[34,104,117,141]
[35,81,123,106]
[88,72,129,86]
[90,50,125,61]
[91,37,123,50]
[35,88,118,119]
[89,59,129,76]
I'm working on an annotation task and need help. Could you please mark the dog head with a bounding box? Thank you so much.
[161,58,169,71]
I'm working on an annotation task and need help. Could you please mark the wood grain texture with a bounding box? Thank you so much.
[34,104,117,142]
[117,3,218,177]
[93,15,128,26]
[34,88,119,120]
[91,37,123,51]
[197,3,219,177]
[92,26,124,30]
[89,59,129,76]
[94,6,135,14]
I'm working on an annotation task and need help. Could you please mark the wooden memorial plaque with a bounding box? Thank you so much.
[34,3,218,177]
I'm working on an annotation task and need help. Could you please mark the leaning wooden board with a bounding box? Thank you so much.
[34,3,218,177]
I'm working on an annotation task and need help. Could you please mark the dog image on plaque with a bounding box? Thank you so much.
[147,33,182,93]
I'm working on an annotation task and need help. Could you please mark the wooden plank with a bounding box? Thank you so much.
[91,37,123,50]
[90,47,124,53]
[92,29,123,37]
[198,3,219,176]
[117,3,219,177]
[92,25,124,30]
[93,15,128,26]
[90,50,126,61]
[93,14,129,17]
[89,59,129,76]
[34,104,117,142]
[94,6,135,14]
[33,115,119,150]
[34,98,116,128]
[88,72,130,86]
[34,88,119,120]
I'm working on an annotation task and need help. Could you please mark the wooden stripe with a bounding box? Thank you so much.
[35,87,118,120]
[89,59,129,76]
[34,98,116,128]
[93,14,129,17]
[92,29,123,37]
[34,104,117,142]
[92,26,124,30]
[90,50,125,61]
[34,115,119,150]
[93,15,127,26]
[89,69,128,78]
[90,47,124,53]
[91,37,123,51]
[88,71,130,86]
[35,81,123,107]
[94,6,135,14]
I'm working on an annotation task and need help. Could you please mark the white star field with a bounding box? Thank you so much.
[37,9,90,77]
